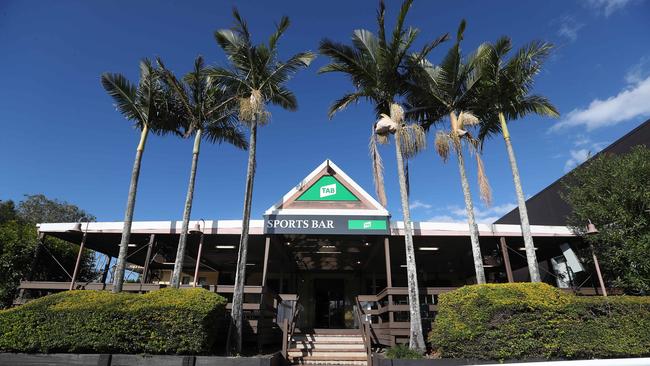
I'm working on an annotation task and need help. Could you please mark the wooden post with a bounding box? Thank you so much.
[384,237,392,288]
[18,233,46,303]
[590,244,607,297]
[384,237,394,327]
[100,255,111,284]
[261,236,271,287]
[192,232,205,287]
[499,237,514,283]
[141,234,155,287]
[69,231,88,291]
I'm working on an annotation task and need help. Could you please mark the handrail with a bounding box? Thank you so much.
[355,297,372,366]
[282,295,302,359]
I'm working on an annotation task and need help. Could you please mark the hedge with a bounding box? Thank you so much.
[429,283,650,360]
[0,288,227,354]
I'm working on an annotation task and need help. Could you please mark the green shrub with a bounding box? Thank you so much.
[430,283,650,360]
[0,288,227,354]
[385,343,424,359]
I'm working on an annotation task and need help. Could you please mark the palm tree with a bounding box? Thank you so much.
[158,56,248,288]
[209,9,315,354]
[319,0,447,351]
[407,20,492,285]
[101,59,179,293]
[474,38,559,282]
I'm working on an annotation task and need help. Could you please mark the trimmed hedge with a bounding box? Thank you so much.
[0,288,227,354]
[429,283,650,360]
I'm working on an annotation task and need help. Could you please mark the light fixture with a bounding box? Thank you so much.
[321,245,336,248]
[356,261,361,264]
[216,245,236,249]
[586,220,599,235]
[128,243,137,247]
[400,264,407,268]
[419,247,439,251]
[316,251,342,254]
[162,262,176,265]
[67,222,82,233]
[364,242,370,246]
[189,221,202,234]
[518,247,538,251]
[285,241,291,246]
[246,263,256,266]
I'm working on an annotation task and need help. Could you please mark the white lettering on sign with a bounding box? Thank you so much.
[320,183,337,198]
[266,219,335,230]
[363,221,371,229]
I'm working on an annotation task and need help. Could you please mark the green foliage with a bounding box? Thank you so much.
[385,344,424,359]
[430,283,650,360]
[16,194,95,224]
[0,288,227,354]
[0,221,38,308]
[562,146,650,294]
[0,195,97,308]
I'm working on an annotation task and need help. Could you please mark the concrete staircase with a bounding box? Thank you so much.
[288,330,368,365]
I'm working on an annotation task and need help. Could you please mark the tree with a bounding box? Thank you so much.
[407,20,491,284]
[0,195,96,308]
[319,0,447,351]
[562,146,650,294]
[101,59,179,293]
[158,56,247,288]
[475,38,559,282]
[210,9,315,354]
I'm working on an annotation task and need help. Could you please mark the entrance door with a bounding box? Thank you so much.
[314,278,345,328]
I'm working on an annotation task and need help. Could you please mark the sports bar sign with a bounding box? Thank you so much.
[264,215,389,235]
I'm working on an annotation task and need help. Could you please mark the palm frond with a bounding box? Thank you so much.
[100,72,142,125]
[398,123,426,159]
[369,131,387,207]
[327,92,365,119]
[434,130,451,162]
[476,153,492,206]
[269,16,290,52]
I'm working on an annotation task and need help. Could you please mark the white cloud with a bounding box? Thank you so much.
[551,75,650,131]
[409,200,432,210]
[427,215,457,223]
[556,16,584,42]
[564,149,591,172]
[439,203,517,224]
[625,56,650,85]
[583,0,638,16]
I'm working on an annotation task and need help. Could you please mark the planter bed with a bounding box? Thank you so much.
[0,352,283,366]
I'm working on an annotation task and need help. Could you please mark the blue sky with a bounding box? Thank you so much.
[1,0,649,224]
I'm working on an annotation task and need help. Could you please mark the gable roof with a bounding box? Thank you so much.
[264,159,389,217]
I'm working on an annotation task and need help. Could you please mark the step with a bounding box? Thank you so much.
[291,335,364,343]
[288,349,368,357]
[288,354,368,362]
[289,360,367,366]
[289,343,366,350]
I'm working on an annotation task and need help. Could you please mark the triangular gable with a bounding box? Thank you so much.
[264,160,389,217]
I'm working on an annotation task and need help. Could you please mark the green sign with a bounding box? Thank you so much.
[347,219,387,230]
[297,175,359,201]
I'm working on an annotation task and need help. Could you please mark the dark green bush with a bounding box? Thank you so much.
[430,283,650,360]
[0,288,227,354]
[385,343,424,359]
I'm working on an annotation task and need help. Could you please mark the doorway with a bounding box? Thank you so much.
[313,278,345,328]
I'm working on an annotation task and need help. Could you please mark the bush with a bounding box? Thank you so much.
[385,344,424,359]
[430,283,650,360]
[0,288,227,354]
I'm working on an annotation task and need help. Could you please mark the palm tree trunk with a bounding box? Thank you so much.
[499,112,540,282]
[171,129,203,288]
[113,124,149,293]
[228,122,257,355]
[394,130,425,351]
[451,113,485,284]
